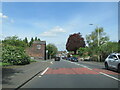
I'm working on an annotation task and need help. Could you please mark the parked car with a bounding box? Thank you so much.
[104,53,120,72]
[55,57,60,61]
[70,57,78,62]
[66,57,70,61]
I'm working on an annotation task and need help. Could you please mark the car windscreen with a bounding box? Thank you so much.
[118,55,120,59]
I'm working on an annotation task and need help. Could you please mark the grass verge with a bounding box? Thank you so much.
[0,62,12,66]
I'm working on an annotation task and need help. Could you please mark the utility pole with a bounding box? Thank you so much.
[89,24,100,62]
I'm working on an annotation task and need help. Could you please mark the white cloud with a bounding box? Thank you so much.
[40,26,66,37]
[10,19,15,23]
[0,13,8,19]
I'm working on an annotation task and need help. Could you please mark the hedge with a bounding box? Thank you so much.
[2,45,30,65]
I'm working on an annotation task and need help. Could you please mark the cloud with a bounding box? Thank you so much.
[10,19,15,23]
[0,13,8,19]
[40,26,66,37]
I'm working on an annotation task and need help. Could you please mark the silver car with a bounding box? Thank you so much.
[104,53,120,72]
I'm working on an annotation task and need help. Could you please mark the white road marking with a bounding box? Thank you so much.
[50,61,53,64]
[40,67,49,76]
[38,76,42,77]
[64,60,120,81]
[99,72,120,82]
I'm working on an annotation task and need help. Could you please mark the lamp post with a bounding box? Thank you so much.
[89,24,100,62]
[46,50,48,60]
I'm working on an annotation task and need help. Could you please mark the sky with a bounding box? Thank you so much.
[1,2,118,51]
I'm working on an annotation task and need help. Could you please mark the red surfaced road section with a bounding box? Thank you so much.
[93,68,119,75]
[45,68,99,75]
[45,68,119,75]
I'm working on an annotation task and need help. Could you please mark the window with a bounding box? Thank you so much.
[37,45,41,49]
[108,55,113,59]
[108,55,117,59]
[112,55,118,59]
[118,55,120,59]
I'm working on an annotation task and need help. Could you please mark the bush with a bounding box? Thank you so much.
[2,45,30,65]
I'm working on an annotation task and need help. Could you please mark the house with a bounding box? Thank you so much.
[26,41,46,60]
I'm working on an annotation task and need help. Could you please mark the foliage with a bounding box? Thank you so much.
[84,27,110,62]
[2,36,31,65]
[29,37,34,47]
[2,45,30,65]
[66,32,85,54]
[72,54,79,58]
[86,27,109,47]
[30,59,37,62]
[46,43,58,59]
[0,62,12,66]
[99,41,119,61]
[29,37,41,47]
[23,37,29,46]
[2,36,27,48]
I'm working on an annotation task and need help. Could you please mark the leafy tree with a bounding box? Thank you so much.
[85,27,109,61]
[23,37,28,46]
[29,37,34,47]
[100,41,119,61]
[2,45,30,65]
[66,32,85,54]
[2,36,30,65]
[38,38,41,41]
[46,43,58,59]
[2,36,27,48]
[35,37,38,41]
[86,27,109,47]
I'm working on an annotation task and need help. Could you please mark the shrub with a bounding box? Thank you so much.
[2,45,30,65]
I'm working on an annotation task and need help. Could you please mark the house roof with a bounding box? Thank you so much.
[33,41,46,44]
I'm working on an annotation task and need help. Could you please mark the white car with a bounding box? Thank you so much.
[104,53,120,72]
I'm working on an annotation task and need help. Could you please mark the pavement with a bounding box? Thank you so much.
[2,59,53,89]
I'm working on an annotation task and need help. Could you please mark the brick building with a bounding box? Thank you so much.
[26,41,46,60]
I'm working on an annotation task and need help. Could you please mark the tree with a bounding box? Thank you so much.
[23,37,28,46]
[35,37,38,41]
[2,36,27,48]
[85,28,109,61]
[66,32,85,54]
[2,36,30,65]
[86,27,109,47]
[29,37,34,47]
[38,38,41,41]
[2,45,30,65]
[46,43,58,59]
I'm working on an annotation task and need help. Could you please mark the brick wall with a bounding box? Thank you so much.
[26,41,46,60]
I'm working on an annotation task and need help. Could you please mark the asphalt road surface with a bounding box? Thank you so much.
[20,59,120,89]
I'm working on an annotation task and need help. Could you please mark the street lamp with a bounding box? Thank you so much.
[89,24,100,47]
[46,50,48,60]
[89,24,100,62]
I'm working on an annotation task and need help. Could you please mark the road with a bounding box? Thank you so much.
[20,59,120,89]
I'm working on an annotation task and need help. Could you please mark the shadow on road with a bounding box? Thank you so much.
[2,67,23,85]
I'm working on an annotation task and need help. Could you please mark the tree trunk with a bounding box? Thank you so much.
[74,50,77,55]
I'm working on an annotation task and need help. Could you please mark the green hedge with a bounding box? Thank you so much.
[2,45,30,65]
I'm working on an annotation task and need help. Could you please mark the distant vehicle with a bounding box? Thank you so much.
[70,57,78,62]
[66,57,70,60]
[104,53,120,72]
[62,57,66,59]
[55,57,60,61]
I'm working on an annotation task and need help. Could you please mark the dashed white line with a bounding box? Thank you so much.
[50,61,53,64]
[40,67,49,76]
[38,76,42,77]
[99,72,120,82]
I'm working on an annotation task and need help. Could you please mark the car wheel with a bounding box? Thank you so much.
[105,62,109,70]
[117,65,120,73]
